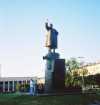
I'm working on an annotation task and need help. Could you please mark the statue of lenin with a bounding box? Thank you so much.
[45,22,58,50]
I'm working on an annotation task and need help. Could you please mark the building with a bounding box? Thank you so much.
[84,62,100,75]
[0,77,44,93]
[73,62,100,76]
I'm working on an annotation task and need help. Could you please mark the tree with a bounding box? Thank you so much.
[79,68,88,77]
[65,58,80,87]
[72,70,79,77]
[79,67,88,87]
[65,71,73,86]
[66,58,80,72]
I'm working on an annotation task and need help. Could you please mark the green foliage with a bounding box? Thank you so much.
[16,83,30,92]
[65,58,81,87]
[65,57,100,89]
[16,83,20,92]
[79,68,88,76]
[66,58,80,72]
[85,74,100,86]
[65,58,89,87]
[65,71,73,86]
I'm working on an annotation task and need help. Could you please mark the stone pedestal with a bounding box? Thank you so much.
[53,59,65,93]
[43,52,59,93]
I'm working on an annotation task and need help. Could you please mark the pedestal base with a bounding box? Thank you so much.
[43,52,65,93]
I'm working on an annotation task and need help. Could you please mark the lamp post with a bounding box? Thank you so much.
[77,57,85,93]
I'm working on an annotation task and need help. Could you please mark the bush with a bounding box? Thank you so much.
[65,85,82,93]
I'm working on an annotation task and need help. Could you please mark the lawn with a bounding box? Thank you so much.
[0,93,100,105]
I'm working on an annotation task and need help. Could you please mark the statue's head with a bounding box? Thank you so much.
[50,24,53,29]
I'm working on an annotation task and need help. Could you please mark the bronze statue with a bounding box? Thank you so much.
[45,22,58,50]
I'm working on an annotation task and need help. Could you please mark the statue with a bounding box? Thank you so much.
[43,21,65,93]
[45,22,58,50]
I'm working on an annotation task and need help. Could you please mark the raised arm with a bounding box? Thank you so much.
[45,22,50,31]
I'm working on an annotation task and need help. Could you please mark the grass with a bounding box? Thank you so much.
[0,93,100,105]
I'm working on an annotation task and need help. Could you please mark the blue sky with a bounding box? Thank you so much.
[0,0,100,77]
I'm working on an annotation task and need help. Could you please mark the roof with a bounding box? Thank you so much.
[0,77,37,81]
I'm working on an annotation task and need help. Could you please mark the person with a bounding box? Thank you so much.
[30,79,37,96]
[45,22,58,51]
[29,79,33,95]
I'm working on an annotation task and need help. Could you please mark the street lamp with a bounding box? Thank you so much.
[77,57,85,93]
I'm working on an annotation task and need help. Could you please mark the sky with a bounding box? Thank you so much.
[0,0,100,77]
